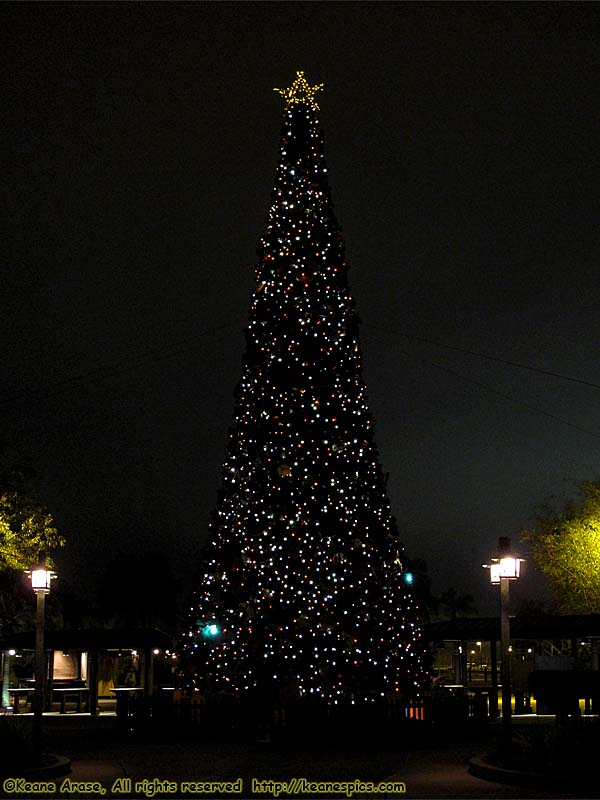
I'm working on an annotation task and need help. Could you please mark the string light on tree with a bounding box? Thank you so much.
[182,72,426,703]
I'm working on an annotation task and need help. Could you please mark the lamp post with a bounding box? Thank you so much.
[27,552,55,764]
[483,537,523,755]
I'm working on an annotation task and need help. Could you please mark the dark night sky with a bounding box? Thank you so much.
[4,2,600,617]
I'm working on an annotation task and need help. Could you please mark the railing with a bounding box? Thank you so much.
[155,694,432,743]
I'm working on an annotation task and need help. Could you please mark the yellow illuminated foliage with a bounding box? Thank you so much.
[0,491,64,571]
[521,481,600,614]
[274,70,324,110]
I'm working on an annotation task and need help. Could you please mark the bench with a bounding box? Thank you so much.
[8,687,35,714]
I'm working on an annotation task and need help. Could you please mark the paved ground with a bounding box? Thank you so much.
[3,714,598,799]
[64,742,589,799]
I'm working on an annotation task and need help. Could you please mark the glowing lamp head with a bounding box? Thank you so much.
[484,538,523,584]
[404,572,414,585]
[500,556,522,579]
[28,555,55,594]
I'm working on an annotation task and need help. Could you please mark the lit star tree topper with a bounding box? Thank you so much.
[182,72,427,704]
[274,70,324,110]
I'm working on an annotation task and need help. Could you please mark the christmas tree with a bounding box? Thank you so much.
[184,72,425,704]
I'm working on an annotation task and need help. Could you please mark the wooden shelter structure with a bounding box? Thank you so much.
[424,614,600,717]
[1,627,176,715]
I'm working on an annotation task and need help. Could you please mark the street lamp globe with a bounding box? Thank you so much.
[30,566,54,593]
[28,552,56,594]
[484,539,523,584]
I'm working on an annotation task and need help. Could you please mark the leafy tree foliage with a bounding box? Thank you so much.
[513,597,555,616]
[521,481,600,614]
[437,587,478,620]
[0,447,65,571]
[0,491,64,571]
[0,569,34,634]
